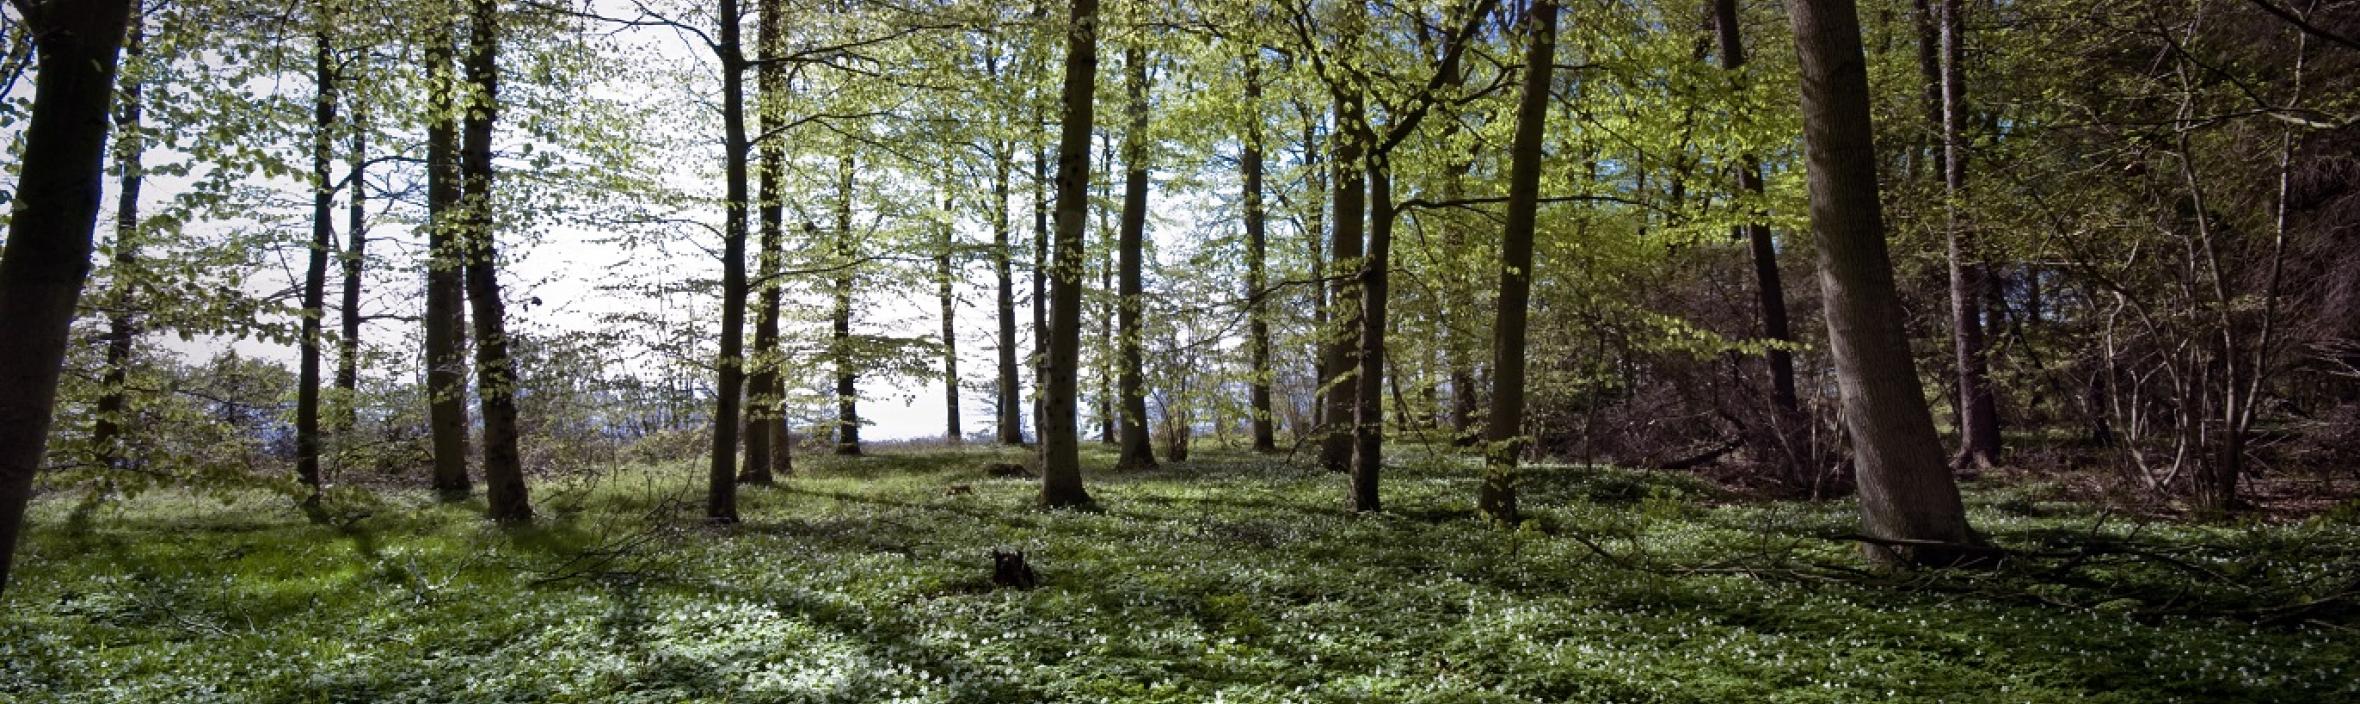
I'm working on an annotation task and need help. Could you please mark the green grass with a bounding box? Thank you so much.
[2,444,2354,703]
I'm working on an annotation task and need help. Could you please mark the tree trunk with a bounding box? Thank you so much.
[1242,55,1277,454]
[0,0,135,597]
[832,154,862,455]
[704,0,752,523]
[463,0,530,523]
[1041,0,1100,508]
[1482,0,1555,524]
[1938,0,2000,470]
[938,191,963,444]
[423,0,471,500]
[91,12,146,472]
[1714,0,1803,482]
[1320,90,1366,473]
[1349,156,1395,512]
[742,0,788,482]
[297,19,336,514]
[1115,46,1157,470]
[1033,144,1050,447]
[993,137,1023,444]
[1786,0,1976,565]
[336,101,367,435]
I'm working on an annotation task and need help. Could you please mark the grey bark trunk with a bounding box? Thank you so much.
[463,0,530,523]
[1482,0,1556,524]
[1040,0,1100,508]
[1115,46,1157,470]
[423,2,471,500]
[704,0,752,523]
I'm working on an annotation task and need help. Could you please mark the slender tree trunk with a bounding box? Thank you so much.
[1097,136,1117,446]
[1482,0,1555,524]
[704,0,753,523]
[1787,0,1976,565]
[1715,0,1802,482]
[336,101,367,434]
[1349,156,1395,512]
[297,19,337,514]
[92,13,146,472]
[1242,55,1277,454]
[463,0,530,523]
[1041,0,1100,508]
[1302,108,1327,434]
[743,0,788,482]
[939,191,963,444]
[1033,144,1050,446]
[1115,46,1157,470]
[423,0,471,500]
[0,0,135,597]
[1938,0,1999,470]
[993,137,1023,445]
[1910,0,1944,181]
[833,154,862,455]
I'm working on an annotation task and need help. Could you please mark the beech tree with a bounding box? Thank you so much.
[1039,0,1099,509]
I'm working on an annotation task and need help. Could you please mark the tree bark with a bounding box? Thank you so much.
[1033,144,1050,447]
[1350,155,1396,512]
[1482,0,1555,524]
[1938,0,2000,470]
[704,0,753,523]
[1786,0,1977,565]
[938,190,963,444]
[423,0,472,500]
[1115,46,1157,470]
[993,136,1023,445]
[297,19,337,514]
[832,154,862,455]
[1714,0,1802,482]
[92,12,146,472]
[742,0,788,482]
[463,0,530,523]
[1040,0,1100,508]
[0,0,135,597]
[1320,92,1366,473]
[336,100,367,435]
[1242,54,1277,454]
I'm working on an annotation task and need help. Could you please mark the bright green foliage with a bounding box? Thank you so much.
[4,445,2353,703]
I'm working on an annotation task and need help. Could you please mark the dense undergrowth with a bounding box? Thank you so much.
[2,445,2354,703]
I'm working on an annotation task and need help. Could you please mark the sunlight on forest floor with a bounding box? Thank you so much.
[3,446,2355,703]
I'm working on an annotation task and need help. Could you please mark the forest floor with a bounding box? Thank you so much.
[3,443,2356,703]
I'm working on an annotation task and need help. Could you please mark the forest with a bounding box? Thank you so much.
[0,0,2357,700]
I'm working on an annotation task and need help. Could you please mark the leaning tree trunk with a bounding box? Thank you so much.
[422,0,472,500]
[1482,0,1555,524]
[832,154,863,455]
[742,0,789,482]
[462,0,530,523]
[1786,0,1977,566]
[1714,0,1803,483]
[0,0,135,598]
[1241,55,1278,454]
[1040,0,1101,508]
[704,0,753,523]
[91,12,147,473]
[1115,46,1157,470]
[1938,0,2000,470]
[297,20,337,515]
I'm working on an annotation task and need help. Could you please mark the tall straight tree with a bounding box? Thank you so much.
[832,153,862,455]
[296,14,337,515]
[1786,0,1976,564]
[937,190,963,443]
[1318,70,1366,474]
[741,0,789,482]
[1713,0,1801,480]
[1938,0,1999,469]
[992,137,1022,445]
[0,0,137,596]
[1481,0,1555,524]
[91,10,147,471]
[422,0,471,500]
[1240,52,1278,454]
[1040,0,1100,508]
[462,0,531,523]
[1114,45,1157,470]
[336,100,368,434]
[705,0,754,523]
